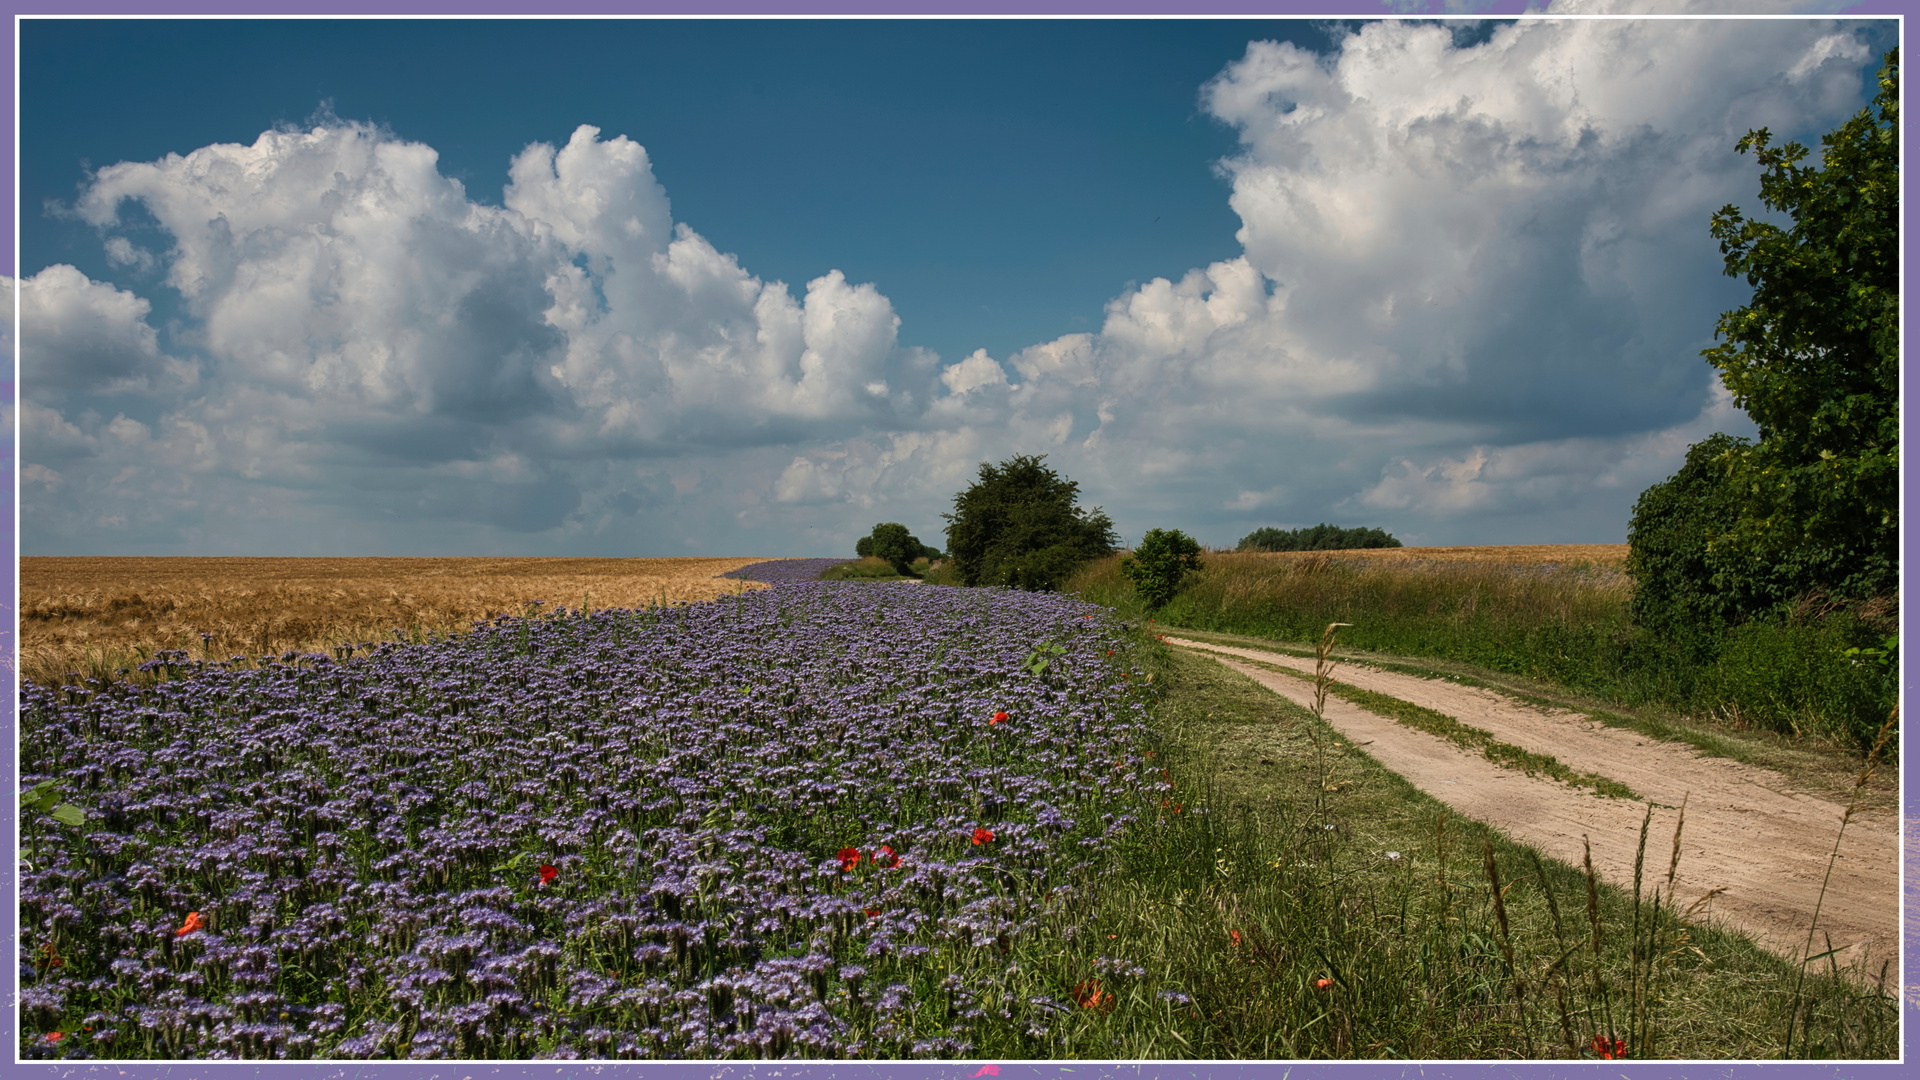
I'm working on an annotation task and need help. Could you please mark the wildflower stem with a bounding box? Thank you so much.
[1784,703,1897,1057]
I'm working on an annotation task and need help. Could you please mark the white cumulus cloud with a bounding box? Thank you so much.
[17,18,1886,554]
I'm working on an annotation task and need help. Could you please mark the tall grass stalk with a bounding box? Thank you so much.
[1482,839,1533,1055]
[1783,703,1899,1057]
[1308,622,1351,817]
[1580,837,1614,1048]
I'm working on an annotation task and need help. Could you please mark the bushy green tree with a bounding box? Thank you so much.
[942,455,1118,590]
[1696,48,1899,611]
[1121,529,1205,610]
[1625,433,1751,641]
[868,522,924,576]
[1237,523,1402,553]
[855,535,875,558]
[1632,49,1899,634]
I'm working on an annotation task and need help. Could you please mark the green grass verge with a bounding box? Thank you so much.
[1045,641,1896,1059]
[818,557,962,584]
[819,557,921,580]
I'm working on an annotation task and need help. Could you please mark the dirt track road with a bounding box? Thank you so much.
[1168,637,1899,974]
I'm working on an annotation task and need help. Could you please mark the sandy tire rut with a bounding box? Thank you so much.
[1168,637,1898,974]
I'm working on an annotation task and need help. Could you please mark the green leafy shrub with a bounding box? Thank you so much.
[1625,432,1750,642]
[852,523,942,575]
[1120,529,1205,611]
[820,557,910,581]
[942,455,1117,590]
[869,522,922,576]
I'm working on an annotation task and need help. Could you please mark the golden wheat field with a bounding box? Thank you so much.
[18,556,773,686]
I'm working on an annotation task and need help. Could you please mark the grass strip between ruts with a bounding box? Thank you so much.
[1198,650,1641,803]
[1166,630,1766,772]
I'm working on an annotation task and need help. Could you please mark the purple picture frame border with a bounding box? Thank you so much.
[1,2,1908,1077]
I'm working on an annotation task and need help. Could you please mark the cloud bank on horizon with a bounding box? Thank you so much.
[14,16,1888,556]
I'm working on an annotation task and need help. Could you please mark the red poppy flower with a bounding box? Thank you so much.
[971,827,994,845]
[1314,977,1333,991]
[865,908,882,918]
[1171,802,1183,814]
[175,911,203,937]
[1107,650,1114,656]
[837,847,862,871]
[873,845,900,869]
[991,711,1009,725]
[45,1032,63,1044]
[1591,1034,1627,1060]
[1072,979,1111,1010]
[1229,930,1242,947]
[538,864,558,886]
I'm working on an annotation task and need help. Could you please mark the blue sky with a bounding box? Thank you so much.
[21,19,1334,376]
[13,11,1899,557]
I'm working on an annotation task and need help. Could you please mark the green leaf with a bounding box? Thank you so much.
[51,804,87,828]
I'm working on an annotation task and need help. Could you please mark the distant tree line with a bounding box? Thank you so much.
[1236,524,1402,553]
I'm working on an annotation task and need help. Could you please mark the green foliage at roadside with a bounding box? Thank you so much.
[1692,48,1899,615]
[1605,51,1900,753]
[1068,554,1895,752]
[1121,529,1205,611]
[1626,433,1752,641]
[1238,524,1401,553]
[820,556,954,583]
[820,557,913,580]
[942,455,1118,591]
[1628,50,1898,664]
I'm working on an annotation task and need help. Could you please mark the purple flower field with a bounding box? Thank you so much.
[18,582,1157,1060]
[721,558,850,585]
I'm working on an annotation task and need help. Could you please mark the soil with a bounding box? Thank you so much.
[1167,636,1900,977]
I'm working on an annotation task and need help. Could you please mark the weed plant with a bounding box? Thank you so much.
[1068,554,1895,751]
